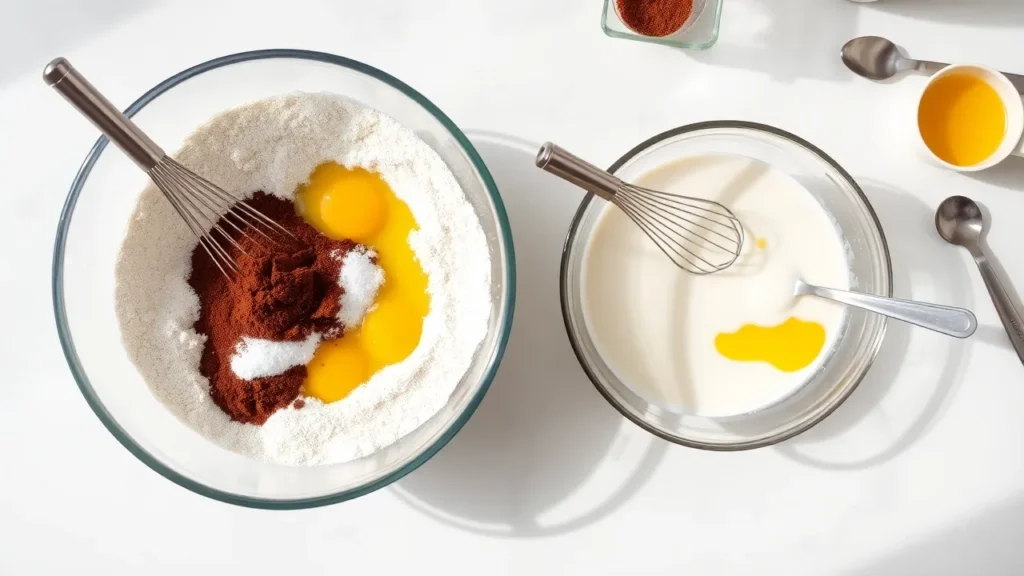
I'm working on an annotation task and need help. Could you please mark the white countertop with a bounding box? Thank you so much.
[4,0,1024,574]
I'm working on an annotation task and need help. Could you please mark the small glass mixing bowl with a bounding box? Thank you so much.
[560,121,891,450]
[52,50,515,508]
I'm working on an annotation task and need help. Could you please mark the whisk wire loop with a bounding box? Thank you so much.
[45,57,299,281]
[536,142,746,275]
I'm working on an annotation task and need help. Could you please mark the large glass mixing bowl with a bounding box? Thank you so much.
[560,122,891,450]
[52,50,515,508]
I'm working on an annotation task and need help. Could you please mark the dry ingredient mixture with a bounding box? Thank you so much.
[188,191,358,425]
[115,93,492,465]
[616,0,694,37]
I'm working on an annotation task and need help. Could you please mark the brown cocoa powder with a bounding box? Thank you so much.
[188,192,356,425]
[616,0,693,37]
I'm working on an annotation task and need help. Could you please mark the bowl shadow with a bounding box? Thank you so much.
[390,132,665,537]
[871,0,1024,29]
[688,0,858,84]
[775,179,973,469]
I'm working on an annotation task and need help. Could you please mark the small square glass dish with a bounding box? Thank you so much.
[601,0,723,50]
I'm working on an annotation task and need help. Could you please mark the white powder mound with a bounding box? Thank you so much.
[229,334,322,380]
[337,248,384,329]
[114,93,492,466]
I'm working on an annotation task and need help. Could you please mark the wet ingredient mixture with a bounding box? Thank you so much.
[581,154,849,417]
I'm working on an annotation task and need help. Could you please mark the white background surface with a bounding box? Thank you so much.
[2,0,1024,574]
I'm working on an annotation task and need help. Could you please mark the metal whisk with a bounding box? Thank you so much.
[536,142,745,275]
[44,57,293,279]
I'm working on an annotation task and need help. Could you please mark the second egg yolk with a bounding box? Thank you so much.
[296,162,430,404]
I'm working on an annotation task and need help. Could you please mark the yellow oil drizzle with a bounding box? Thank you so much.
[714,317,826,372]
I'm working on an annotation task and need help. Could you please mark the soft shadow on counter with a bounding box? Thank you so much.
[391,132,666,537]
[689,0,857,83]
[0,0,160,87]
[964,156,1024,190]
[775,180,972,469]
[870,0,1024,28]
[841,497,1024,576]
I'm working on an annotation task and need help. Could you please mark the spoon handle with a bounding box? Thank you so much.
[909,59,947,75]
[797,283,977,338]
[974,249,1024,362]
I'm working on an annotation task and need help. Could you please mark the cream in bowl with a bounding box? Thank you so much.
[560,122,891,449]
[582,153,850,417]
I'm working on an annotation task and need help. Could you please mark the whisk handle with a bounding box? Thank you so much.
[43,57,165,170]
[535,142,620,202]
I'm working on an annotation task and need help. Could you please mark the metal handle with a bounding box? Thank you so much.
[974,248,1024,362]
[797,281,977,338]
[535,142,621,202]
[43,57,164,170]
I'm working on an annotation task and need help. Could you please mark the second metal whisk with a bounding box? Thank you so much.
[44,57,293,279]
[536,142,745,274]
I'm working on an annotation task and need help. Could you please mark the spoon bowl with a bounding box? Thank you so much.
[935,195,984,248]
[935,195,1024,364]
[840,36,905,80]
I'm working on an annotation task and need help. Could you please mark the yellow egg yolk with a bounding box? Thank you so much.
[714,317,826,373]
[296,162,430,403]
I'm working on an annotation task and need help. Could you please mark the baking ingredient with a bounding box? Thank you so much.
[297,163,429,402]
[336,247,385,329]
[616,0,693,37]
[230,334,322,380]
[115,93,491,465]
[582,154,849,417]
[188,191,357,424]
[918,73,1006,167]
[714,317,826,372]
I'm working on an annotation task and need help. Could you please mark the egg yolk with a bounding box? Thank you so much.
[304,337,370,403]
[296,163,430,403]
[714,317,826,373]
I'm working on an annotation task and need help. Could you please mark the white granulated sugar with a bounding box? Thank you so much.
[337,248,384,329]
[114,93,492,466]
[230,334,321,380]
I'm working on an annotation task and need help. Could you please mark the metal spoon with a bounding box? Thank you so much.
[936,195,1024,362]
[795,279,977,338]
[841,36,1024,93]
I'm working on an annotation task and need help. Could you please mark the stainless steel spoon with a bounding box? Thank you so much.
[795,279,977,338]
[841,36,1024,93]
[936,196,1024,361]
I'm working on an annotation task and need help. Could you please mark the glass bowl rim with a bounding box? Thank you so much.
[51,48,517,509]
[558,120,892,450]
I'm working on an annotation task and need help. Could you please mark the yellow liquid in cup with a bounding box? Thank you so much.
[918,73,1007,167]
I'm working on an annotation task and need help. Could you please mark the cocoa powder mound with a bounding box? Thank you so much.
[188,192,356,425]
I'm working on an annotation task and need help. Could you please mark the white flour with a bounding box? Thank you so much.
[114,93,492,466]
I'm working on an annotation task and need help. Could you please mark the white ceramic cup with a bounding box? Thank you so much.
[917,64,1024,172]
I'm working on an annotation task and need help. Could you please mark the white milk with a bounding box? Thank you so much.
[581,154,850,417]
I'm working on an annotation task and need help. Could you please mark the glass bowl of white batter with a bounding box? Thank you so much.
[560,121,891,449]
[52,50,515,507]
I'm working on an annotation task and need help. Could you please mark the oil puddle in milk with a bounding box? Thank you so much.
[714,317,827,372]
